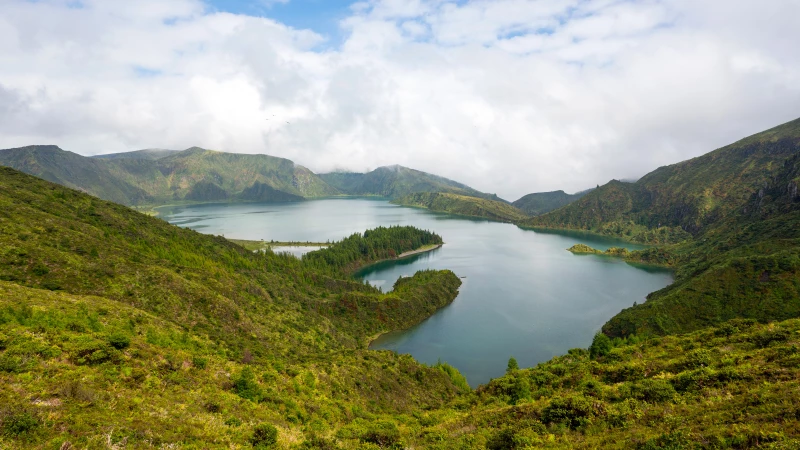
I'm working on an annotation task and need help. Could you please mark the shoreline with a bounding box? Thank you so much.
[352,243,443,275]
[228,239,329,252]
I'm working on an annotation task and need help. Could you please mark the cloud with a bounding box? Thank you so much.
[0,0,799,199]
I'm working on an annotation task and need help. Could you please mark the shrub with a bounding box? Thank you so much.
[192,356,208,370]
[619,379,676,403]
[1,411,39,436]
[301,435,340,450]
[507,357,519,373]
[233,367,262,402]
[250,423,278,448]
[0,353,33,373]
[750,329,791,348]
[224,417,242,427]
[589,333,612,359]
[509,376,531,405]
[434,360,470,391]
[541,395,596,430]
[107,332,131,350]
[360,420,401,447]
[638,430,690,449]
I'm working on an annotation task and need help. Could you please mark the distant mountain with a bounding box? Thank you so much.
[0,146,339,205]
[92,148,178,160]
[320,165,505,202]
[512,189,592,217]
[393,192,528,222]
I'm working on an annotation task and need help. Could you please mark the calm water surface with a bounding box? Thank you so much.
[158,198,673,386]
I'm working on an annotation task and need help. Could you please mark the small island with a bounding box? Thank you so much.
[567,243,630,256]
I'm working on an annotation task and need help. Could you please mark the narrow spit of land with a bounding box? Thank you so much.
[228,239,329,252]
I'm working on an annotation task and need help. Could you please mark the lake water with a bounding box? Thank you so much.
[158,198,673,386]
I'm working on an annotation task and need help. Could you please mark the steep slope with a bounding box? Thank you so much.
[520,118,800,337]
[320,165,505,201]
[525,117,800,242]
[0,146,338,205]
[393,192,528,222]
[0,145,152,205]
[155,148,339,200]
[512,189,592,216]
[92,148,178,160]
[239,181,304,202]
[0,167,465,447]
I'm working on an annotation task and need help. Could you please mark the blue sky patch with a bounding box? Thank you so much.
[206,0,354,40]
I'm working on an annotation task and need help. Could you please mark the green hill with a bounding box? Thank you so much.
[519,117,800,337]
[393,192,528,222]
[512,189,592,216]
[3,157,800,447]
[320,165,505,201]
[524,117,800,243]
[0,167,467,447]
[0,146,339,206]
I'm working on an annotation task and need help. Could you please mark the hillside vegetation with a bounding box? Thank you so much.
[393,192,528,222]
[520,118,800,338]
[320,165,505,202]
[512,189,591,217]
[524,118,800,242]
[0,146,338,206]
[0,167,471,448]
[3,115,800,446]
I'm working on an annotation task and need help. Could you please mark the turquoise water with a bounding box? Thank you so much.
[158,198,673,386]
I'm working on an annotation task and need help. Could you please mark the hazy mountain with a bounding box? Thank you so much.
[0,146,339,205]
[320,165,505,201]
[92,148,178,160]
[511,189,592,217]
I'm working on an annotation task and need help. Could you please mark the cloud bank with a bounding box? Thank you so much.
[1,0,798,199]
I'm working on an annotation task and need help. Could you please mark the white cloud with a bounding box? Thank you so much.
[0,0,799,199]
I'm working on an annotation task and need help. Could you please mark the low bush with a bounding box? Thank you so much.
[250,423,278,448]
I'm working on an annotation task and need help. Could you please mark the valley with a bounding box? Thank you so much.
[0,117,799,448]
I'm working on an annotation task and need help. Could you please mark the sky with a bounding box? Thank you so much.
[0,0,799,200]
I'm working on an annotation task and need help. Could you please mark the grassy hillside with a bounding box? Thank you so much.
[452,318,800,449]
[0,145,153,205]
[3,165,800,447]
[512,189,591,217]
[0,146,339,206]
[393,192,528,222]
[0,167,472,448]
[320,165,505,202]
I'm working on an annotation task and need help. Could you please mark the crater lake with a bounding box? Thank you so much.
[158,198,673,386]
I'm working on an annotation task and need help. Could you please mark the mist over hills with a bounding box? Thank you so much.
[92,149,179,160]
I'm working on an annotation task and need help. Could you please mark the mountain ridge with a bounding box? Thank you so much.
[320,165,507,202]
